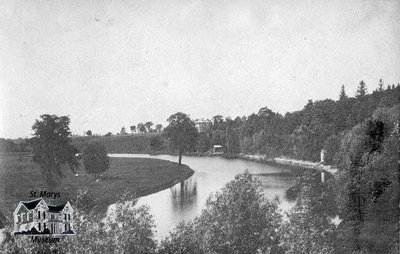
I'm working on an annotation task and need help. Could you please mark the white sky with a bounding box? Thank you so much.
[1,0,399,138]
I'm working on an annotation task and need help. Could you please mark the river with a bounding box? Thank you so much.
[109,154,297,241]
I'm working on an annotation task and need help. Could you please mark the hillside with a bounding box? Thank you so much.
[71,133,162,154]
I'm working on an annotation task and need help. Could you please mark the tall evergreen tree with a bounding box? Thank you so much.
[355,80,367,98]
[377,79,384,92]
[339,85,348,100]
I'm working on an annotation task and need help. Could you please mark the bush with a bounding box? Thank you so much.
[159,172,283,254]
[82,142,109,175]
[158,221,201,254]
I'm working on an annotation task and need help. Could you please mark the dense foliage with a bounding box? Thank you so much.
[81,142,110,176]
[194,83,399,162]
[30,114,79,185]
[281,171,338,253]
[159,172,283,254]
[335,114,399,253]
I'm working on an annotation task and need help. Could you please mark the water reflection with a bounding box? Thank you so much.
[171,176,198,211]
[109,154,297,241]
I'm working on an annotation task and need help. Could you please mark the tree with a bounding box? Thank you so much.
[163,112,198,164]
[120,127,127,135]
[144,121,153,133]
[212,115,224,130]
[103,193,157,253]
[158,221,201,254]
[323,134,341,164]
[339,85,348,100]
[31,114,78,185]
[377,79,384,92]
[226,125,241,155]
[258,106,275,118]
[155,124,163,133]
[137,123,146,133]
[281,170,338,254]
[130,125,136,134]
[280,199,337,254]
[335,119,399,253]
[195,133,211,153]
[201,172,283,254]
[81,142,109,176]
[86,130,92,136]
[355,80,367,98]
[160,172,283,253]
[105,132,112,137]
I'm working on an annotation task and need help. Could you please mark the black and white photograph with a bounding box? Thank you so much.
[0,0,399,253]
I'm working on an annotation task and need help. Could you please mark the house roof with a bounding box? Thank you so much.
[48,203,67,213]
[194,118,211,123]
[14,199,72,215]
[21,198,43,210]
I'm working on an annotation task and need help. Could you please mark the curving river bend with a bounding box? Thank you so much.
[109,154,297,241]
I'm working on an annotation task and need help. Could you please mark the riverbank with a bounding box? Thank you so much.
[234,154,338,175]
[151,151,338,175]
[0,153,194,221]
[71,135,337,175]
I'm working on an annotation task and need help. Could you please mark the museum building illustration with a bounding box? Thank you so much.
[13,198,75,235]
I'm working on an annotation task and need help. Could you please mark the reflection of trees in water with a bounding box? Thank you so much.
[170,176,197,210]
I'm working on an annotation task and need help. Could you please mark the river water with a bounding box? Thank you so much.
[109,154,297,241]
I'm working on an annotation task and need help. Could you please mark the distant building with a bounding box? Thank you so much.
[212,145,224,154]
[194,119,212,133]
[13,198,74,235]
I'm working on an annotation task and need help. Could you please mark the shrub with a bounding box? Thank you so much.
[81,142,109,176]
[159,172,283,254]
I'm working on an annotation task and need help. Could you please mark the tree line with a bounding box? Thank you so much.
[192,81,400,163]
[142,80,399,166]
[112,80,398,166]
[83,122,164,137]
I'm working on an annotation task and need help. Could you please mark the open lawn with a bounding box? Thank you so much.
[0,152,193,223]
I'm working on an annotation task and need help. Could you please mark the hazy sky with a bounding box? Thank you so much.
[1,0,399,138]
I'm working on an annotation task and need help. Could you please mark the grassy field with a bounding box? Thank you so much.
[0,152,193,222]
[72,133,161,154]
